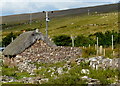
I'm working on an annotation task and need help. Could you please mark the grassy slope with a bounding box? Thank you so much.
[2,12,118,38]
[1,12,119,84]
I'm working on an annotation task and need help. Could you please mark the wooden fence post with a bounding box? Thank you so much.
[104,49,106,56]
[99,45,103,55]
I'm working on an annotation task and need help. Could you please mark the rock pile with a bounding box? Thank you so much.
[17,40,82,62]
[7,40,82,75]
[17,60,36,75]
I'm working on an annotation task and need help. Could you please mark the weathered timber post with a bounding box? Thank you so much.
[99,45,103,55]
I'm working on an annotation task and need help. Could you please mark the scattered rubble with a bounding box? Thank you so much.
[2,54,119,84]
[2,75,18,83]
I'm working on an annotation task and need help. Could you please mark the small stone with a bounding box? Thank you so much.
[57,67,63,74]
[81,76,89,79]
[81,69,90,74]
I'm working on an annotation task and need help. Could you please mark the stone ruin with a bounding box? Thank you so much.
[2,30,82,65]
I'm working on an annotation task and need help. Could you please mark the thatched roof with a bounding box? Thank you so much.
[3,31,57,56]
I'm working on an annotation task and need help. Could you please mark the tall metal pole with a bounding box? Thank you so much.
[29,9,32,25]
[43,11,53,37]
[112,35,114,50]
[45,11,48,37]
[30,13,32,25]
[46,21,48,37]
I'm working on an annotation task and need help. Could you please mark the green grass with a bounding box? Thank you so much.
[2,58,119,84]
[32,60,66,68]
[45,62,119,84]
[2,66,34,80]
[2,66,18,77]
[34,61,66,78]
[2,12,118,38]
[80,45,119,59]
[88,69,119,84]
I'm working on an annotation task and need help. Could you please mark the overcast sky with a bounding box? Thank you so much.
[0,0,119,16]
